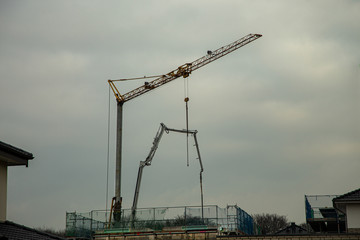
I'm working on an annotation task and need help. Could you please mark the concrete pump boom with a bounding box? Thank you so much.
[131,123,204,223]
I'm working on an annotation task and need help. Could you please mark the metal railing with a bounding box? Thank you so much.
[66,205,259,238]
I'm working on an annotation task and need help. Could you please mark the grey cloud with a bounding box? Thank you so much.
[1,0,359,230]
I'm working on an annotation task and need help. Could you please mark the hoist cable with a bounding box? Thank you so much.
[184,77,190,167]
[106,85,111,213]
[187,77,190,166]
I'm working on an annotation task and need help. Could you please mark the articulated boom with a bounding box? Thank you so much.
[131,123,204,222]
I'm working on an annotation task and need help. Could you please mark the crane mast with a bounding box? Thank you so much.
[108,33,262,223]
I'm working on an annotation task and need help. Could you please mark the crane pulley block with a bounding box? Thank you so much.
[168,63,192,78]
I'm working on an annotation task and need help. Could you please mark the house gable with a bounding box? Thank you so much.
[333,188,360,233]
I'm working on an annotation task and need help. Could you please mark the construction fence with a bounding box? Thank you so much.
[66,205,261,238]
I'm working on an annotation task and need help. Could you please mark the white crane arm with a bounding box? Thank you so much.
[131,123,203,221]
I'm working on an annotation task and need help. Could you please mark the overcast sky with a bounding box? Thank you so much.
[1,0,359,231]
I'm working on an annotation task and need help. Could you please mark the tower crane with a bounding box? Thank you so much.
[108,33,262,221]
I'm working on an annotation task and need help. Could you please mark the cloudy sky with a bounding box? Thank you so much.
[1,0,359,230]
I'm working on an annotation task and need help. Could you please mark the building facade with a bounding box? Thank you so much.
[0,141,33,221]
[333,188,360,233]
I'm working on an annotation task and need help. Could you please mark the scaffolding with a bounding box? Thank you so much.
[66,205,260,238]
[305,195,345,233]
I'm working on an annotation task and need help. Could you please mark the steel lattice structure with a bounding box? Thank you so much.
[108,33,262,103]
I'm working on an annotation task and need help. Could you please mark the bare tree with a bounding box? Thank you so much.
[299,222,314,233]
[252,213,288,234]
[35,227,66,237]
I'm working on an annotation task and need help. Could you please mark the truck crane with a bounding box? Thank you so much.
[108,33,262,222]
[131,123,204,224]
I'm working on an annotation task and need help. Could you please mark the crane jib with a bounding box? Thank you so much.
[109,33,262,103]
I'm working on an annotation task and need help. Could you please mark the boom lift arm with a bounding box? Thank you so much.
[131,123,204,222]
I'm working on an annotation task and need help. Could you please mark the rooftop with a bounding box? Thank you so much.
[0,221,65,240]
[333,188,360,203]
[0,141,34,167]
